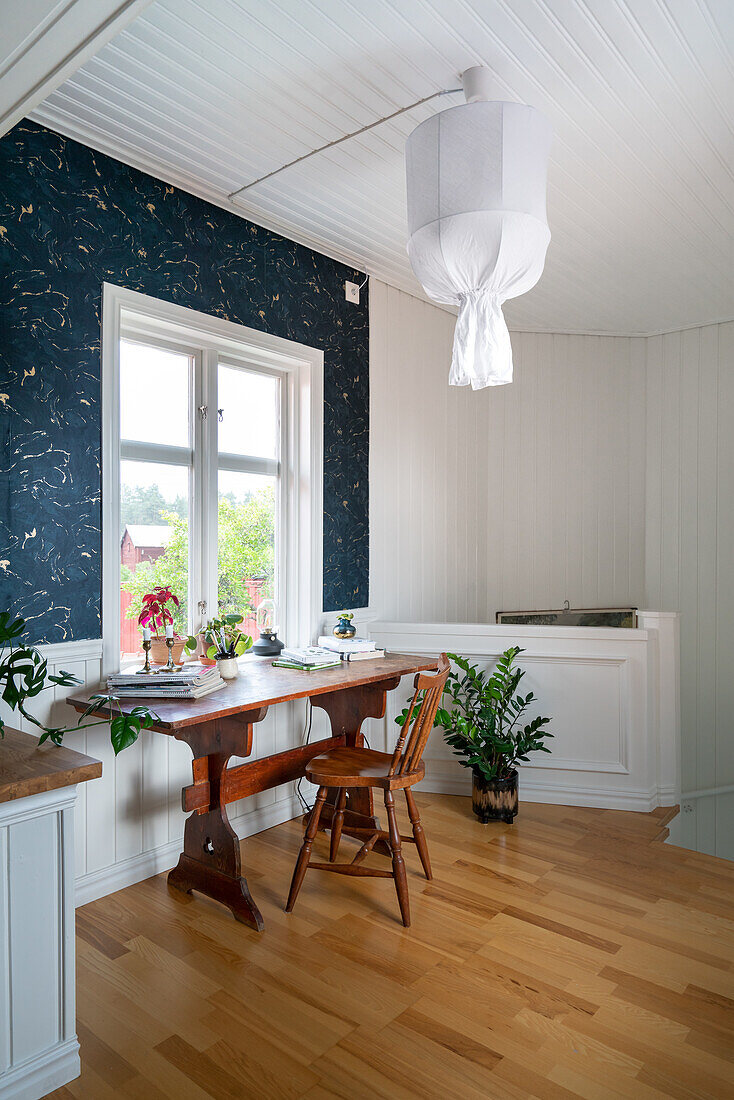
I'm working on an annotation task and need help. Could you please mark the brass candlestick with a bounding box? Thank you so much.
[164,635,177,671]
[137,637,153,674]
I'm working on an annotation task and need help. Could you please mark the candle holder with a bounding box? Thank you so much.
[164,635,178,672]
[137,637,153,674]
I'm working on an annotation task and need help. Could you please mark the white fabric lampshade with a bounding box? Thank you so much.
[406,100,552,389]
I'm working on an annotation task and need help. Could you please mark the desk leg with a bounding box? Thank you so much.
[310,677,401,856]
[167,714,266,931]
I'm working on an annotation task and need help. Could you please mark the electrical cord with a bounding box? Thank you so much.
[295,700,372,813]
[228,87,462,200]
[295,700,314,813]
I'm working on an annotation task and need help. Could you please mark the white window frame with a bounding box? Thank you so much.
[101,282,323,677]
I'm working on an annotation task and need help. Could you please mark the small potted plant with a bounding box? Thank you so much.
[138,586,196,665]
[397,647,552,823]
[201,614,252,679]
[333,611,356,639]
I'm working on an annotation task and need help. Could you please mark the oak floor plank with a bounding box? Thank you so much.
[549,1062,674,1100]
[204,984,353,1064]
[154,1035,254,1100]
[566,1009,734,1095]
[118,1075,172,1100]
[396,1003,504,1069]
[206,1031,318,1099]
[490,1056,583,1099]
[401,991,558,1073]
[43,794,734,1099]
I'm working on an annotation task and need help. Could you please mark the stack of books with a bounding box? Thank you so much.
[107,663,226,699]
[272,647,342,672]
[317,636,386,662]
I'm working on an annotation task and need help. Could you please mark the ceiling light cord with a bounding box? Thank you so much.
[227,87,462,200]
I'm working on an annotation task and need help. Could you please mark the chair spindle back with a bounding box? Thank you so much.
[388,654,451,776]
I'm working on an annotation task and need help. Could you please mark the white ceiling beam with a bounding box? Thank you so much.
[0,0,153,138]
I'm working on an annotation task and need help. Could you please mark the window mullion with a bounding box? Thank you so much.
[200,349,219,624]
[189,349,203,634]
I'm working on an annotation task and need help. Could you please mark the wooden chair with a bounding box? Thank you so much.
[285,654,450,927]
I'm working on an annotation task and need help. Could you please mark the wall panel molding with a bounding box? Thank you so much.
[369,619,679,812]
[0,787,80,1098]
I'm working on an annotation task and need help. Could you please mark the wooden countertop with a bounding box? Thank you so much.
[67,652,439,731]
[0,726,102,805]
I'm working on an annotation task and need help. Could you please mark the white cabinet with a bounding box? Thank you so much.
[0,730,100,1100]
[369,613,680,812]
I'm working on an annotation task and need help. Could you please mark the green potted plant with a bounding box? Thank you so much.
[138,586,196,665]
[199,614,252,679]
[397,647,552,823]
[0,612,157,754]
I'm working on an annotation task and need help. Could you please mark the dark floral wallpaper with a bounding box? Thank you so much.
[0,121,369,644]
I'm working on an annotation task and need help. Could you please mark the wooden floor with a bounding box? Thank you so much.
[47,795,734,1100]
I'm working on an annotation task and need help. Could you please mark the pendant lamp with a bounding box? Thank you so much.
[405,67,552,389]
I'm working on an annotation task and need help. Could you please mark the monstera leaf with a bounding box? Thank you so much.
[1,615,156,753]
[92,700,158,755]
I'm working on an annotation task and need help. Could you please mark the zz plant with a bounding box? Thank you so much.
[0,612,157,755]
[397,646,552,782]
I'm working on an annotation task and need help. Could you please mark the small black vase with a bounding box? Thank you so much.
[472,767,519,824]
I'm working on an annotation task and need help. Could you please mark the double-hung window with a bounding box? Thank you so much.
[103,285,323,674]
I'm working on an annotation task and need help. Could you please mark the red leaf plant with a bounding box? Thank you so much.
[137,586,180,637]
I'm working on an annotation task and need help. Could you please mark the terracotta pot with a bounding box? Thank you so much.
[149,637,186,666]
[199,655,217,667]
[472,767,518,824]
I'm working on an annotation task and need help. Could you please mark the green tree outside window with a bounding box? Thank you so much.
[121,486,275,633]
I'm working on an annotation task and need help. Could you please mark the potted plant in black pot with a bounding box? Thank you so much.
[397,646,552,823]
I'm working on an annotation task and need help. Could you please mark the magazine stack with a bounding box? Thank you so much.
[107,663,226,699]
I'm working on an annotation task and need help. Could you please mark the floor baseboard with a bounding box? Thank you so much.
[0,1037,80,1100]
[75,793,302,907]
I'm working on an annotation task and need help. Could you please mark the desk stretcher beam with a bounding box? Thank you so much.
[182,735,347,814]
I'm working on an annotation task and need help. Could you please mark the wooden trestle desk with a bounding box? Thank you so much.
[68,653,437,931]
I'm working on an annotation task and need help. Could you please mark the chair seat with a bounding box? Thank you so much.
[305,747,425,789]
[287,654,449,927]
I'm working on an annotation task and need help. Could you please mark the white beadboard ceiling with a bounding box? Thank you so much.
[29,0,734,335]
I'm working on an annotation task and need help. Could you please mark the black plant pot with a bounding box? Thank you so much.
[472,767,519,824]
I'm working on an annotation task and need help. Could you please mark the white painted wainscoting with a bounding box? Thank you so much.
[0,640,305,906]
[0,612,679,918]
[368,614,679,812]
[0,786,80,1100]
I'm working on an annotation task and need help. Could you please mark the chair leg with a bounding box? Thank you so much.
[330,787,347,862]
[286,786,327,913]
[405,787,432,880]
[384,790,410,927]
